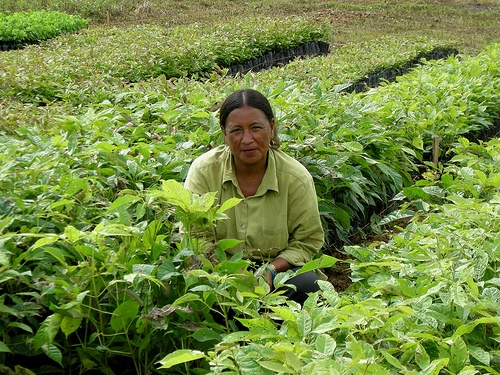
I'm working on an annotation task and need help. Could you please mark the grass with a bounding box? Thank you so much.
[1,0,498,55]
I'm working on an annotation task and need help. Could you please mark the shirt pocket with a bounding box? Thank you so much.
[253,225,289,258]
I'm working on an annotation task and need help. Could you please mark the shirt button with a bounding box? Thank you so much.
[240,224,245,228]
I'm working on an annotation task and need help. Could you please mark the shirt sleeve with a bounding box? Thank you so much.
[277,176,324,266]
[184,158,208,196]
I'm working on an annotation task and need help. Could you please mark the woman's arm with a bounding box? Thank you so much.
[276,177,324,267]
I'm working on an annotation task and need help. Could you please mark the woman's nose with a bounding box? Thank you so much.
[241,129,253,143]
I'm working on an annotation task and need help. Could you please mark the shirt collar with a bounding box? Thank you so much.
[222,147,280,195]
[222,146,237,186]
[258,149,279,195]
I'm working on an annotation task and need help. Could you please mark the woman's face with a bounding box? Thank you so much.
[223,105,274,171]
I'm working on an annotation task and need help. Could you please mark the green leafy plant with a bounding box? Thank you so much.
[159,138,500,374]
[0,10,88,42]
[0,16,329,104]
[0,179,242,374]
[1,5,500,372]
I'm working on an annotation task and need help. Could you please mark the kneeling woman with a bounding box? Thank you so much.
[184,88,324,305]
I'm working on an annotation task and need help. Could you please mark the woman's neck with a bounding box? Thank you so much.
[234,157,268,197]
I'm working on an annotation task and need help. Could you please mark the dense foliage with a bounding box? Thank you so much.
[0,11,499,375]
[0,10,88,43]
[0,0,148,23]
[180,136,500,374]
[0,16,328,104]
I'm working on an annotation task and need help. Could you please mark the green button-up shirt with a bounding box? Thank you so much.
[184,145,324,266]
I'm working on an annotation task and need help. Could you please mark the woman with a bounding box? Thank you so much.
[184,88,324,304]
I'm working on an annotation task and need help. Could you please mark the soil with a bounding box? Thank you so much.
[323,249,354,292]
[322,233,391,292]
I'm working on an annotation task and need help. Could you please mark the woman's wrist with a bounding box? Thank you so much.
[271,257,291,274]
[266,264,276,280]
[268,263,277,274]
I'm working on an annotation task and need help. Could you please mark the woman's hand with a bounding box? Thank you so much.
[254,264,274,288]
[265,266,274,287]
[257,258,291,288]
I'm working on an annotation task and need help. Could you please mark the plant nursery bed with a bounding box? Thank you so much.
[346,47,459,93]
[0,41,33,51]
[224,40,330,75]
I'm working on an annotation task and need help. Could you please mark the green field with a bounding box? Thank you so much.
[1,1,500,374]
[1,0,499,55]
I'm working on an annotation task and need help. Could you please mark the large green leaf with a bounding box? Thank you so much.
[61,316,83,338]
[0,341,11,353]
[34,314,63,351]
[449,336,468,374]
[157,349,205,369]
[110,300,139,332]
[106,195,141,213]
[257,361,293,373]
[315,334,336,356]
[295,255,338,276]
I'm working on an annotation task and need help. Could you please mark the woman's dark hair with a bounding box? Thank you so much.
[219,89,281,148]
